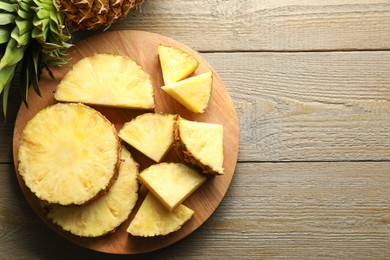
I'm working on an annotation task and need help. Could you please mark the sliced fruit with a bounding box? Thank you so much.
[139,163,206,211]
[118,113,176,162]
[158,45,199,85]
[174,117,224,175]
[46,146,139,237]
[54,53,155,109]
[18,103,120,205]
[162,72,213,113]
[127,192,194,237]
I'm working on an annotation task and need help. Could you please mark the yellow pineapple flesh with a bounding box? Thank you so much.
[118,113,176,162]
[174,117,224,175]
[18,103,120,205]
[162,72,213,113]
[127,192,194,237]
[139,163,206,211]
[46,146,139,237]
[158,45,199,85]
[54,54,155,109]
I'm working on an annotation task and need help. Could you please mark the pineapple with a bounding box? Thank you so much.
[127,192,194,237]
[18,103,120,205]
[54,54,155,110]
[162,72,213,113]
[55,0,144,31]
[139,163,206,211]
[46,146,139,237]
[174,117,224,175]
[0,0,71,117]
[118,113,175,162]
[158,45,199,85]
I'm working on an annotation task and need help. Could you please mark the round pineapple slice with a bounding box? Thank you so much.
[46,146,139,237]
[18,103,120,205]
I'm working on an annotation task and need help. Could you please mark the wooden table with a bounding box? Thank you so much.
[1,1,390,258]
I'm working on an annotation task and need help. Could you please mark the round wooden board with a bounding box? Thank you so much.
[12,30,239,254]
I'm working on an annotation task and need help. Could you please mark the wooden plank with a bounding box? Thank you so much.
[1,162,389,258]
[202,51,390,161]
[2,51,390,163]
[112,0,390,51]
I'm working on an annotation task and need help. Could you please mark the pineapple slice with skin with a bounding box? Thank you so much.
[127,192,194,237]
[162,72,213,113]
[158,45,199,85]
[118,113,176,162]
[18,103,120,205]
[139,162,206,211]
[46,146,139,237]
[174,117,224,175]
[54,53,155,109]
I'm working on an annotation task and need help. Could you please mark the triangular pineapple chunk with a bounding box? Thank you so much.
[54,53,155,109]
[118,113,176,162]
[46,146,139,237]
[18,103,120,205]
[162,72,213,113]
[139,163,206,211]
[127,192,194,237]
[174,117,224,175]
[158,45,199,85]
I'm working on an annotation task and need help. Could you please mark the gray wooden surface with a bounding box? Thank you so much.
[1,1,390,259]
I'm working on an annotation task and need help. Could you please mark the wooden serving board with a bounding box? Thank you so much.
[12,30,239,254]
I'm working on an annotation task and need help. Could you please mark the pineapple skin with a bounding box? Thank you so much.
[18,103,121,205]
[173,117,224,175]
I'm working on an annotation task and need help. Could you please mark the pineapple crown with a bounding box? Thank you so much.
[0,0,71,117]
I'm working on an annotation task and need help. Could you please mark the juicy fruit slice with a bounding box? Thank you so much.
[18,103,120,205]
[46,146,139,237]
[162,72,213,113]
[139,163,206,211]
[174,117,224,175]
[54,53,155,109]
[118,113,176,162]
[127,192,194,237]
[158,45,199,85]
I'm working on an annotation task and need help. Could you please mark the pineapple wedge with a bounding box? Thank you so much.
[174,117,224,175]
[158,45,199,85]
[18,103,120,205]
[139,163,206,211]
[127,192,194,237]
[162,72,213,113]
[118,113,176,162]
[54,54,155,109]
[46,146,139,237]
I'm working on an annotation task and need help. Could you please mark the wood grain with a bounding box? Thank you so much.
[1,162,389,259]
[110,0,390,51]
[12,30,239,254]
[205,51,390,162]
